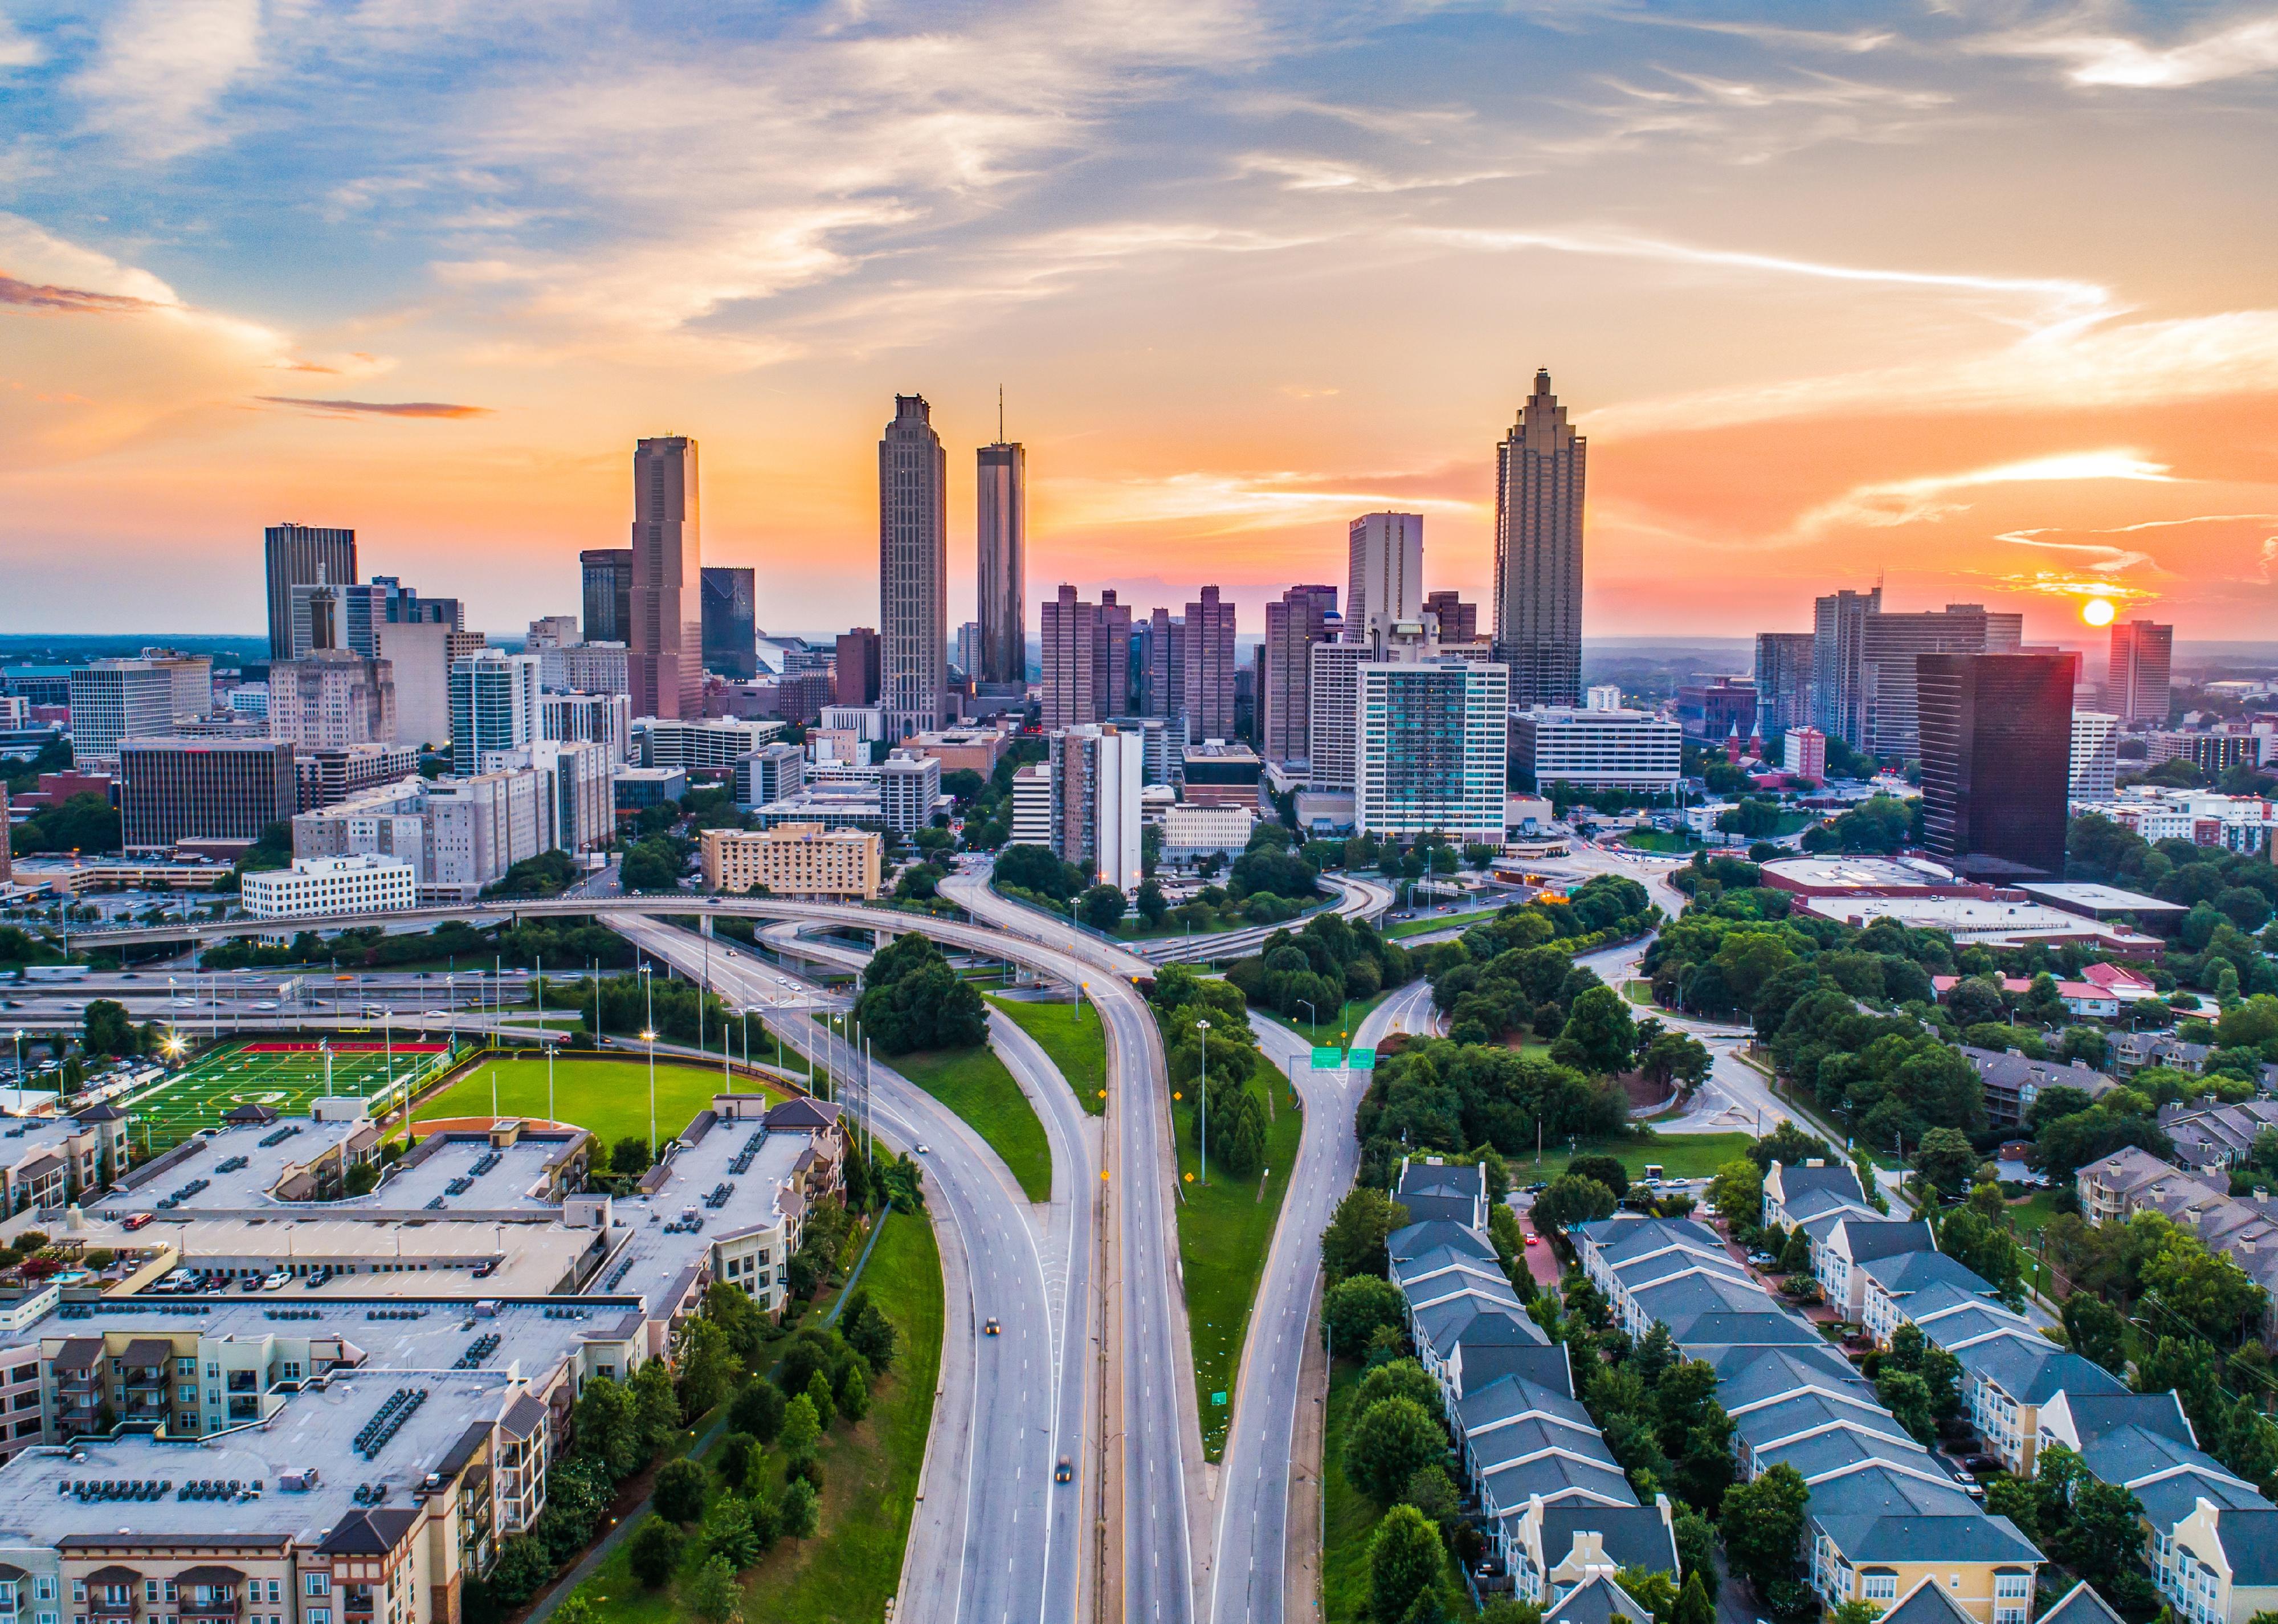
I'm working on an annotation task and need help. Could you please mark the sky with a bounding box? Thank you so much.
[5,1,2278,646]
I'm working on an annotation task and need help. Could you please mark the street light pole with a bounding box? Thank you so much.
[1196,1018,1211,1186]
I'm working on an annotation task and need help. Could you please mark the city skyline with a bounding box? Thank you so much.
[5,6,2278,640]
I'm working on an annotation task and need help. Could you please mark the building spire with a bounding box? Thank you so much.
[998,384,1005,444]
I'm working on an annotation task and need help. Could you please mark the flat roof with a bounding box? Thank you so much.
[1761,856,1962,890]
[91,1118,369,1215]
[2014,882,2185,916]
[1799,894,2157,946]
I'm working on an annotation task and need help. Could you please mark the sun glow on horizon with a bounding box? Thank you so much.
[2081,596,2117,626]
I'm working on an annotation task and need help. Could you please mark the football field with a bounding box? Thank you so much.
[125,1040,461,1149]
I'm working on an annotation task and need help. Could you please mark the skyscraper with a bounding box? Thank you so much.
[1182,585,1238,741]
[1262,584,1339,765]
[1423,590,1477,644]
[449,650,542,777]
[264,524,357,661]
[2070,711,2121,801]
[1492,371,1585,708]
[977,432,1026,688]
[1039,585,1099,731]
[1347,513,1423,643]
[834,628,882,707]
[581,548,634,644]
[630,436,702,720]
[879,395,948,738]
[1146,608,1185,727]
[1918,652,2073,882]
[2108,620,2174,723]
[1355,659,1509,840]
[1811,586,1882,750]
[1095,589,1132,717]
[1859,603,2023,760]
[700,566,758,681]
[1753,631,1816,738]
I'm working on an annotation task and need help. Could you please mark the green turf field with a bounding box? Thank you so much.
[128,1039,456,1150]
[406,1054,782,1148]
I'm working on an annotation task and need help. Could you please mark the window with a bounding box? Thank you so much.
[307,1610,330,1624]
[267,1585,280,1605]
[1864,1577,1897,1602]
[36,1582,53,1603]
[142,1586,157,1605]
[303,1579,329,1599]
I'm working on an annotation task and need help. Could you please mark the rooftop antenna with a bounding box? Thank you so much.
[997,385,1005,444]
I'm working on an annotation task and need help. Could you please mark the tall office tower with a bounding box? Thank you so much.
[525,615,582,691]
[2108,620,2175,724]
[1859,603,2024,760]
[378,623,485,750]
[1811,586,1883,750]
[68,659,190,764]
[1262,584,1339,765]
[581,548,635,644]
[1039,585,1099,730]
[879,395,948,738]
[955,621,982,678]
[630,435,703,721]
[263,523,357,660]
[1423,590,1476,645]
[269,650,396,748]
[372,576,463,630]
[1182,585,1238,741]
[1753,630,1817,738]
[1047,725,1144,889]
[976,434,1026,687]
[1918,651,2073,882]
[700,566,758,681]
[1094,590,1133,717]
[1146,608,1185,724]
[1355,659,1509,840]
[119,738,297,852]
[1348,512,1424,642]
[835,628,883,707]
[448,650,542,776]
[1491,371,1585,707]
[2070,711,2121,801]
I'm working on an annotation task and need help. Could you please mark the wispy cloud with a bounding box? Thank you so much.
[1795,450,2175,534]
[258,397,492,419]
[0,275,161,314]
[1976,12,2278,89]
[70,0,263,158]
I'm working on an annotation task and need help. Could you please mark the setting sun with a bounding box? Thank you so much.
[2081,597,2117,627]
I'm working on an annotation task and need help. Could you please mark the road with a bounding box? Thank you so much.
[1214,974,1438,1624]
[939,866,1202,1624]
[1134,872,1396,964]
[614,914,1097,1624]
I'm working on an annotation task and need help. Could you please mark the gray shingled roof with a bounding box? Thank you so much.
[1882,1575,1988,1624]
[1834,1218,1934,1262]
[2036,1581,2125,1624]
[1544,1576,1654,1624]
[1537,1504,1679,1582]
[1952,1334,2126,1407]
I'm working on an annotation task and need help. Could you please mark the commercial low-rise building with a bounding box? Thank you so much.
[699,823,882,899]
[240,854,419,919]
[1509,707,1680,794]
[634,717,782,773]
[120,740,298,854]
[1160,802,1253,862]
[611,765,687,814]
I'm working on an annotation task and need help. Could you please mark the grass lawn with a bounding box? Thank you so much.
[1512,1131,1758,1186]
[407,1053,771,1145]
[1322,1357,1472,1623]
[1173,1076,1303,1460]
[131,1038,455,1149]
[574,1210,944,1624]
[1620,828,1703,853]
[986,994,1107,1115]
[1622,980,1654,1005]
[1383,907,1503,940]
[2008,1189,2065,1299]
[892,1044,1054,1203]
[1262,989,1393,1050]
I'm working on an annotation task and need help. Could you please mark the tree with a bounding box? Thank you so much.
[81,999,137,1059]
[2062,1293,2128,1376]
[1368,1504,1445,1624]
[2063,1478,2148,1586]
[1674,1570,1716,1624]
[1983,1474,2040,1545]
[805,1369,837,1430]
[674,1316,741,1418]
[836,1363,870,1423]
[1326,1276,1408,1352]
[1344,1394,1447,1503]
[653,1458,708,1525]
[1874,1369,1936,1445]
[842,1292,900,1372]
[1913,1127,1979,1194]
[1709,1160,1763,1230]
[1532,1174,1618,1235]
[631,1357,682,1454]
[1136,880,1169,924]
[779,1393,821,1458]
[1322,1188,1410,1287]
[1553,986,1638,1076]
[689,1555,744,1624]
[1568,1153,1631,1200]
[1355,1359,1442,1423]
[716,1432,763,1494]
[1405,1465,1466,1552]
[698,1495,759,1570]
[778,1476,821,1541]
[628,1516,685,1588]
[855,933,990,1054]
[729,1380,785,1445]
[612,1136,653,1177]
[1775,1224,1812,1276]
[573,1374,643,1479]
[1718,1463,1807,1589]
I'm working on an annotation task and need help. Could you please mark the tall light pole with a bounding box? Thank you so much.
[1195,1017,1211,1186]
[643,1024,659,1158]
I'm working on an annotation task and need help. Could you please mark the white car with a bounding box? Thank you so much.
[916,1143,932,1155]
[262,1270,292,1290]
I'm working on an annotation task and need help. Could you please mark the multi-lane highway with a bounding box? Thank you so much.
[613,912,1097,1624]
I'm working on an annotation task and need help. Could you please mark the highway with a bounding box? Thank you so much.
[937,866,1202,1624]
[1214,973,1438,1624]
[1134,872,1396,964]
[613,913,1097,1624]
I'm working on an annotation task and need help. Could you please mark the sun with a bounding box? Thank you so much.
[2081,597,2116,627]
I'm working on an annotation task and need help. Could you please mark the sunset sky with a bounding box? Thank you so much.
[5,1,2278,644]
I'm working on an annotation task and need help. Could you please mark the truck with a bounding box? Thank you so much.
[21,965,89,982]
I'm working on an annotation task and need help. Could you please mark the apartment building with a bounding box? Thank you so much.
[699,824,882,899]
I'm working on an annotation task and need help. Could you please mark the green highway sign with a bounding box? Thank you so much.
[1348,1048,1378,1071]
[1310,1046,1344,1070]
[1211,1391,1228,1406]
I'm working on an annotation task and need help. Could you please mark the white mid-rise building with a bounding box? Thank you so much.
[2073,787,2278,854]
[291,766,556,900]
[1356,658,1510,840]
[1584,683,1623,712]
[817,704,887,740]
[732,741,807,811]
[1510,706,1683,793]
[1161,802,1255,860]
[877,750,942,835]
[484,740,615,853]
[525,615,582,690]
[1047,725,1144,888]
[1010,762,1053,847]
[240,853,418,919]
[542,690,633,763]
[635,716,783,772]
[449,650,542,775]
[2070,711,2121,802]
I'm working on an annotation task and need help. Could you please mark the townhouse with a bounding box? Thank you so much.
[1817,1218,1936,1324]
[1395,1157,1491,1232]
[2156,1100,2278,1182]
[1762,1161,1877,1232]
[1955,1048,2118,1131]
[2074,1148,2278,1338]
[1574,1212,2043,1624]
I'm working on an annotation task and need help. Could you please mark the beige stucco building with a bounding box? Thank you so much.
[700,823,882,899]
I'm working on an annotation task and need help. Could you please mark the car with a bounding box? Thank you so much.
[122,1212,154,1231]
[1055,1456,1073,1484]
[424,1010,448,1018]
[262,1270,292,1290]
[983,1317,1001,1336]
[252,1001,278,1010]
[471,1260,498,1279]
[916,1143,932,1155]
[1522,1233,1540,1247]
[1522,1181,1547,1195]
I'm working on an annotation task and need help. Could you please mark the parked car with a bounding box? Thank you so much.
[122,1213,154,1231]
[262,1269,292,1290]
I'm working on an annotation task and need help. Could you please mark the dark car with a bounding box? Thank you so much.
[984,1317,1001,1336]
[1055,1456,1072,1484]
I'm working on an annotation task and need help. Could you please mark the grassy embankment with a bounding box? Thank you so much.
[986,994,1107,1115]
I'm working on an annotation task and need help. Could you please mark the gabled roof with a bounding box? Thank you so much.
[1952,1335,2124,1407]
[1537,1503,1677,1579]
[1756,1425,1936,1483]
[1770,1161,1867,1203]
[1453,1340,1573,1399]
[1883,1575,1987,1624]
[764,1097,841,1132]
[1543,1576,1654,1624]
[1860,1249,1995,1299]
[1831,1217,1934,1263]
[2063,1389,2196,1454]
[2036,1581,2126,1624]
[1399,1193,1484,1227]
[1785,1186,1882,1226]
[2208,1507,2278,1586]
[1707,1342,1867,1409]
[1459,1375,1594,1438]
[1810,1464,2042,1565]
[1734,1390,1916,1454]
[1388,1218,1497,1265]
[1470,1415,1620,1478]
[1412,1292,1536,1357]
[317,1507,420,1556]
[1478,1450,1637,1511]
[1399,1159,1485,1201]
